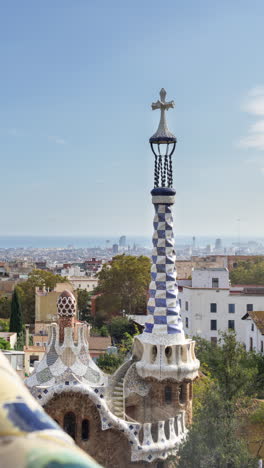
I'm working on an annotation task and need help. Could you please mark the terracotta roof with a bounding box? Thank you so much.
[248,311,264,334]
[88,336,111,351]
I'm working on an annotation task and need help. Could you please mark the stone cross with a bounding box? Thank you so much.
[150,89,175,141]
[151,88,174,112]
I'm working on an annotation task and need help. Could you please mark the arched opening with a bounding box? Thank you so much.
[179,384,185,404]
[165,346,172,363]
[63,412,76,440]
[189,382,193,400]
[82,419,90,441]
[164,385,172,404]
[151,345,157,363]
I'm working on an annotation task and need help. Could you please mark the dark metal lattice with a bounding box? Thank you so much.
[151,142,176,188]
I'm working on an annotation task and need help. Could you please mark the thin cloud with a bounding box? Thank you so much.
[48,135,66,145]
[238,87,264,151]
[239,134,264,150]
[241,86,264,115]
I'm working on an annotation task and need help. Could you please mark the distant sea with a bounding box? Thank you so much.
[0,235,263,249]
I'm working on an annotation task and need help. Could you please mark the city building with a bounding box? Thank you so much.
[25,89,200,467]
[2,350,25,378]
[112,244,119,255]
[83,258,103,275]
[242,310,264,353]
[35,282,75,334]
[69,277,98,292]
[179,267,264,344]
[119,236,126,248]
[215,238,222,251]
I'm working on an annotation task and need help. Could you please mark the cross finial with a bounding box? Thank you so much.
[151,88,175,112]
[150,89,176,143]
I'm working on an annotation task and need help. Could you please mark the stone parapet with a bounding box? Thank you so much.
[134,337,199,381]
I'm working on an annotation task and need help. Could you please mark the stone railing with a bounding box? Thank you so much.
[131,411,186,462]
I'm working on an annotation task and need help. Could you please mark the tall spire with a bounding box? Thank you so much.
[143,89,184,343]
[134,90,199,380]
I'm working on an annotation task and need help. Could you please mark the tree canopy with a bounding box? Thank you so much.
[177,383,257,468]
[0,337,11,350]
[96,255,151,317]
[0,296,11,319]
[9,288,23,334]
[195,332,259,400]
[16,269,66,323]
[77,289,92,322]
[177,332,261,466]
[230,257,264,285]
[107,316,138,343]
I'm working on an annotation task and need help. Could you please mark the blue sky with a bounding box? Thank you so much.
[1,0,264,237]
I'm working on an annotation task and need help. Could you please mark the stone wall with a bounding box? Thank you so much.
[125,380,193,427]
[44,391,176,468]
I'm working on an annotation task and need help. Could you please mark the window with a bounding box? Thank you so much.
[247,304,253,312]
[185,301,188,311]
[179,384,185,404]
[211,337,217,345]
[63,412,76,440]
[164,386,172,403]
[179,298,181,307]
[210,303,217,313]
[185,317,189,328]
[250,337,253,352]
[228,320,235,330]
[228,304,235,314]
[210,320,217,331]
[82,419,90,441]
[251,323,254,332]
[212,278,219,288]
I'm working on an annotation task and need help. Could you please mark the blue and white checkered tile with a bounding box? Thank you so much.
[145,202,183,336]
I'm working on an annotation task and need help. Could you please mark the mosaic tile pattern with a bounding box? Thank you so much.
[26,323,106,389]
[144,202,183,336]
[32,377,187,464]
[0,352,102,468]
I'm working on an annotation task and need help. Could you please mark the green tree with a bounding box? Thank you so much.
[14,330,26,351]
[107,316,138,344]
[0,337,11,350]
[77,289,92,322]
[99,325,109,337]
[0,318,9,331]
[230,257,264,285]
[177,384,257,468]
[17,269,67,324]
[97,352,123,374]
[194,332,258,400]
[9,288,23,334]
[96,255,151,317]
[0,295,11,318]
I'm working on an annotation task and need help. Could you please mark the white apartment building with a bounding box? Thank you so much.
[242,311,264,354]
[178,268,264,345]
[69,276,98,292]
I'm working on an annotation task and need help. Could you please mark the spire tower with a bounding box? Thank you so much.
[134,89,199,381]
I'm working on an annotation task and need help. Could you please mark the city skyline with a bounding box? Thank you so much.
[1,1,264,236]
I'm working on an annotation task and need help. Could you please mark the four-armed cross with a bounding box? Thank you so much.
[151,88,175,112]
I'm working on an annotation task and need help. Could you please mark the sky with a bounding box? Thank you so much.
[1,0,264,238]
